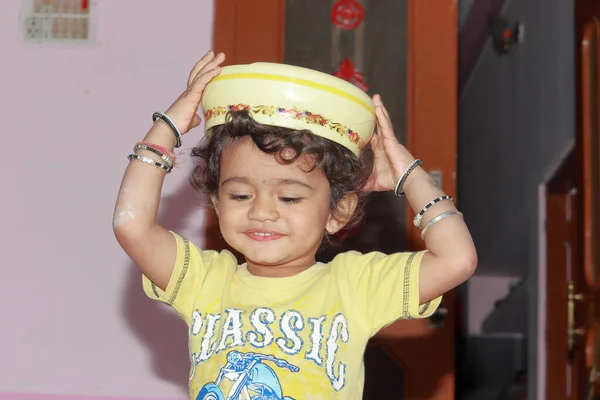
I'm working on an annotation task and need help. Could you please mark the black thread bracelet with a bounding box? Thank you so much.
[413,195,454,229]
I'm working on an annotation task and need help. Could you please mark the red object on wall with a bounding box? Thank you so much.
[334,58,368,91]
[330,0,365,30]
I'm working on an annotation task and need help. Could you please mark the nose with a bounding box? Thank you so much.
[248,194,280,222]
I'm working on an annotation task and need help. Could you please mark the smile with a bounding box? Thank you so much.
[244,230,285,241]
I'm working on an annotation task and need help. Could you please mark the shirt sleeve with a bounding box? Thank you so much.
[337,250,443,335]
[141,231,221,324]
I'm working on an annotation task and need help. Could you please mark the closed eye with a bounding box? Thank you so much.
[279,197,303,204]
[229,194,251,202]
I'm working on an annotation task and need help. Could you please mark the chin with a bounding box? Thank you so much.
[242,249,290,266]
[225,235,320,267]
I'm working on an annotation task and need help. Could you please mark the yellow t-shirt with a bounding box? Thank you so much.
[143,232,441,400]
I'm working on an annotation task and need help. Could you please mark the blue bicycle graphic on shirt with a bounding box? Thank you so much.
[196,350,299,400]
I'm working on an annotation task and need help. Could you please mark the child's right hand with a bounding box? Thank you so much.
[164,51,226,135]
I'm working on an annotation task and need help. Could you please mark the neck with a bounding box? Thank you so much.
[245,257,316,277]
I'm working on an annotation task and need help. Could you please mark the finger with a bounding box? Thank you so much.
[375,105,395,140]
[187,66,221,98]
[190,52,226,87]
[372,93,384,109]
[373,95,388,118]
[187,51,216,87]
[375,112,383,135]
[373,94,392,121]
[373,96,397,142]
[377,98,391,120]
[369,128,381,146]
[372,96,383,134]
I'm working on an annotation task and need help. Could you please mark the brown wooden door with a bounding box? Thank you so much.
[212,1,457,399]
[376,3,458,399]
[577,4,600,398]
[546,2,600,399]
[579,12,600,399]
[545,155,587,400]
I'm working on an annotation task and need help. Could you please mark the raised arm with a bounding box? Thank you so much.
[365,94,477,303]
[112,51,225,290]
[401,165,477,303]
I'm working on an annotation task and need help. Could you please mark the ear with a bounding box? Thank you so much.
[326,193,358,234]
[211,195,220,217]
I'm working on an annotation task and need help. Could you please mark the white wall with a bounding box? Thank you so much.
[459,0,574,398]
[1,1,214,398]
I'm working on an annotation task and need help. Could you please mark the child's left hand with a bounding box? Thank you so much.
[363,95,417,192]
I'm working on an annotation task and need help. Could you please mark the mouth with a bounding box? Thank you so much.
[244,230,285,242]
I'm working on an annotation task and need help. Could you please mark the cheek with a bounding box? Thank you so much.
[217,203,244,224]
[293,205,330,231]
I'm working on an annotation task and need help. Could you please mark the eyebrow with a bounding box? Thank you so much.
[221,176,314,190]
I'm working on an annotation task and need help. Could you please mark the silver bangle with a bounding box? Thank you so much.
[152,111,182,148]
[133,143,174,167]
[414,195,454,229]
[420,210,463,240]
[127,154,172,173]
[394,159,423,197]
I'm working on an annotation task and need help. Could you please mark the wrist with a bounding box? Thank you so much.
[144,121,178,150]
[401,166,429,194]
[152,112,183,148]
[392,158,416,183]
[393,158,421,196]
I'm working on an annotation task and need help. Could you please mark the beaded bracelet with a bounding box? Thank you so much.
[127,154,172,173]
[152,111,182,148]
[137,141,176,160]
[134,142,174,167]
[413,195,454,229]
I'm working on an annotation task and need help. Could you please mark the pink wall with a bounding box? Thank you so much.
[466,275,521,334]
[1,1,214,398]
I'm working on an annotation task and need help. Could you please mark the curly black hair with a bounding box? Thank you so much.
[189,110,374,245]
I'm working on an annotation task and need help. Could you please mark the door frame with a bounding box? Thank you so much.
[576,1,600,396]
[212,2,457,211]
[540,149,583,400]
[212,2,458,399]
[540,1,600,398]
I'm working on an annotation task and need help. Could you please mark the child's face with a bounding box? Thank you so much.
[214,138,338,274]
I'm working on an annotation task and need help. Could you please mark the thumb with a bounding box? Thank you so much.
[362,175,376,192]
[189,114,202,129]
